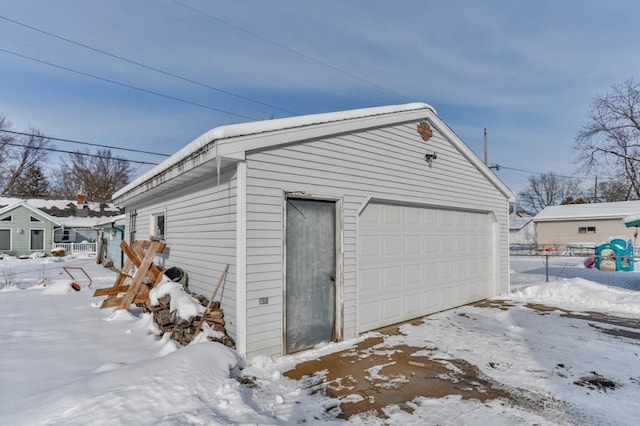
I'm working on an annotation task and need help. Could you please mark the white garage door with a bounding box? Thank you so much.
[357,203,494,332]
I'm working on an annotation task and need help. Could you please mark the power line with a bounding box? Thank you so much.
[0,14,297,116]
[0,47,258,121]
[1,140,159,165]
[171,0,414,103]
[498,166,594,181]
[0,129,170,157]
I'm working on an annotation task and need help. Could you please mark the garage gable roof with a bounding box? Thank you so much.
[113,102,514,204]
[534,200,640,222]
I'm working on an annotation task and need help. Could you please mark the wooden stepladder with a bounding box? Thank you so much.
[93,240,166,309]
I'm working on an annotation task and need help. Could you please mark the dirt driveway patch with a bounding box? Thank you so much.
[284,301,640,420]
[285,324,510,419]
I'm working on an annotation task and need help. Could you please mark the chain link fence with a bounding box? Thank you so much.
[509,244,640,292]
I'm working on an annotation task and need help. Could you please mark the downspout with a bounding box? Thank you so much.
[235,160,248,355]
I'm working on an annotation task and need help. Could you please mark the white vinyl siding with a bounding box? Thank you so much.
[244,121,509,357]
[130,169,239,338]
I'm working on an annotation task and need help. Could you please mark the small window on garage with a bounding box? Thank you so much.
[151,213,165,240]
[1,215,12,222]
[0,229,11,251]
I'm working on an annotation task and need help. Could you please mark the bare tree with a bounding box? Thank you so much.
[0,124,51,197]
[53,149,133,202]
[592,177,635,202]
[0,116,13,187]
[10,164,50,198]
[574,78,640,199]
[518,172,583,214]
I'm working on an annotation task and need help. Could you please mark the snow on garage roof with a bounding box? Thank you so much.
[534,200,640,222]
[113,103,436,200]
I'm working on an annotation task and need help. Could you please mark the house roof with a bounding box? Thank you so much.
[113,102,515,204]
[0,201,62,226]
[509,216,533,231]
[534,200,640,222]
[623,213,640,228]
[0,197,123,227]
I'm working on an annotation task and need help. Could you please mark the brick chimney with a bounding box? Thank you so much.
[76,192,85,206]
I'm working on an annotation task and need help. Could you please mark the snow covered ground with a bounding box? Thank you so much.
[1,254,639,425]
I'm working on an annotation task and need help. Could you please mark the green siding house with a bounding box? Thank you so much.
[0,196,123,258]
[0,203,59,257]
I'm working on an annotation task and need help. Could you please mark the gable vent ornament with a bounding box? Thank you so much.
[417,121,433,141]
[417,121,437,167]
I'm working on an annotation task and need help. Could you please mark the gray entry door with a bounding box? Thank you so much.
[286,198,336,354]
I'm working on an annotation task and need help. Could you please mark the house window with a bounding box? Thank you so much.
[54,228,76,242]
[128,210,137,244]
[151,213,165,240]
[578,226,596,234]
[30,215,42,222]
[0,229,10,251]
[30,229,44,251]
[1,215,12,222]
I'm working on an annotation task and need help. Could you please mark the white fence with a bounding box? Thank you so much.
[52,242,97,254]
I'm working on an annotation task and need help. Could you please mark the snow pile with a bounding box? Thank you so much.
[508,277,640,316]
[3,343,259,425]
[149,280,204,320]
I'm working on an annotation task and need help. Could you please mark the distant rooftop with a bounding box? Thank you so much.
[534,201,640,222]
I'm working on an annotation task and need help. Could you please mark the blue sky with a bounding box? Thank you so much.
[2,0,640,195]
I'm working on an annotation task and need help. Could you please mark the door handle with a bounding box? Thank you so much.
[331,274,336,281]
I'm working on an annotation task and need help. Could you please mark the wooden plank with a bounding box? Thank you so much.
[100,297,124,309]
[119,241,166,310]
[93,285,130,297]
[121,240,164,283]
[133,294,149,304]
[95,257,135,306]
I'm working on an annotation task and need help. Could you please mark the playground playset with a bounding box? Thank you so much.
[591,238,634,272]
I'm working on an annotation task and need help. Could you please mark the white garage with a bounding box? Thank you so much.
[358,203,494,332]
[114,102,515,357]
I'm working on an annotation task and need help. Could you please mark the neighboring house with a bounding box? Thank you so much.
[534,200,640,252]
[96,214,126,270]
[509,213,535,246]
[0,195,123,257]
[112,102,515,357]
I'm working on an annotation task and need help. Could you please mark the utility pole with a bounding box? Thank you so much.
[593,176,598,203]
[484,128,488,165]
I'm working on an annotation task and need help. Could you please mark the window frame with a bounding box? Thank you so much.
[150,211,166,241]
[29,228,45,251]
[0,215,12,222]
[578,226,597,234]
[0,228,11,251]
[54,227,76,242]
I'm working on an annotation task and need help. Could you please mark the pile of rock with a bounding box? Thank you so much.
[144,292,235,348]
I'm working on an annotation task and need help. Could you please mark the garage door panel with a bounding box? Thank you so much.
[383,235,402,256]
[404,292,422,315]
[358,203,494,332]
[383,267,402,289]
[360,236,380,257]
[360,268,380,291]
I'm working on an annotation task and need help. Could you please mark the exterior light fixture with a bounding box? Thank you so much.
[425,152,437,167]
